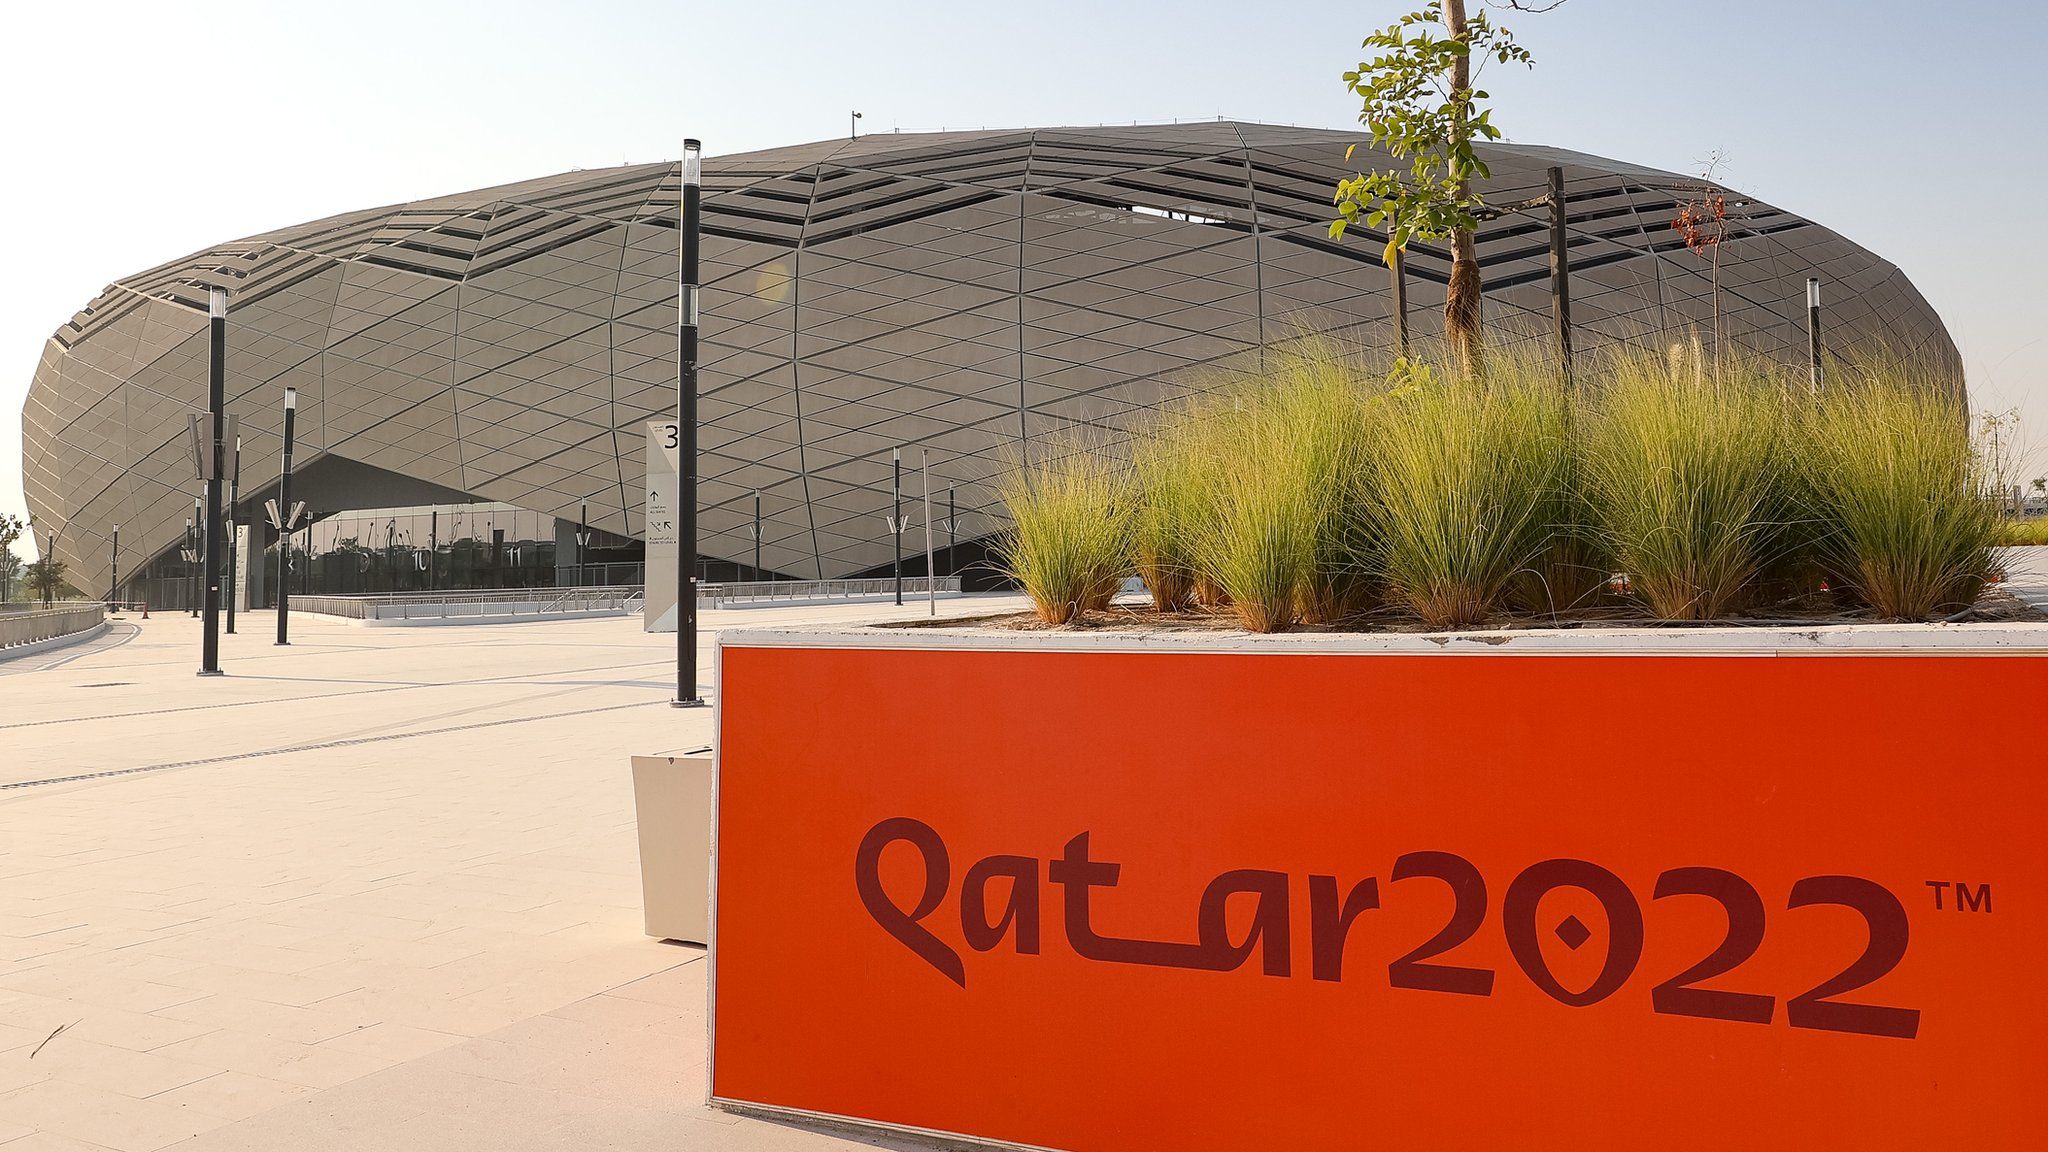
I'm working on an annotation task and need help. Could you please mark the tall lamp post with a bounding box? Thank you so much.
[226,436,241,634]
[190,499,202,618]
[1806,277,1824,394]
[276,387,298,645]
[574,500,592,587]
[43,527,61,608]
[892,448,903,606]
[199,286,227,676]
[922,449,935,616]
[110,524,120,613]
[675,138,705,707]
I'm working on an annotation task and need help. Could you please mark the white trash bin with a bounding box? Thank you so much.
[630,750,713,945]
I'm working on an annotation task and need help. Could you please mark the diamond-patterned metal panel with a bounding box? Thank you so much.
[22,123,1960,593]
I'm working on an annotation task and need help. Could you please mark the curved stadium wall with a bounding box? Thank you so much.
[21,122,1960,594]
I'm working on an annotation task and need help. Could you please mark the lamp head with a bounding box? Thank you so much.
[681,139,702,188]
[283,386,297,411]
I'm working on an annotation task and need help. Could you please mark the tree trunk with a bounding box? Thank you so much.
[1444,0,1483,376]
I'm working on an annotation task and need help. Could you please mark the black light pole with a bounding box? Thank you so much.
[1547,166,1573,388]
[675,138,705,708]
[1806,277,1824,394]
[893,447,903,606]
[851,110,862,140]
[226,436,241,634]
[752,488,761,578]
[110,524,120,613]
[42,527,60,608]
[948,488,956,575]
[190,499,202,618]
[276,386,297,645]
[199,287,228,675]
[576,500,591,586]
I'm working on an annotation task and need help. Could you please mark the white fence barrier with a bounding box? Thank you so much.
[295,586,643,623]
[698,576,962,607]
[0,604,106,650]
[292,576,968,622]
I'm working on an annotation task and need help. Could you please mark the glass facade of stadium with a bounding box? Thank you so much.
[22,123,1960,606]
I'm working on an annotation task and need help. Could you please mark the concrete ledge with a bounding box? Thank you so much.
[0,620,111,663]
[719,616,2048,656]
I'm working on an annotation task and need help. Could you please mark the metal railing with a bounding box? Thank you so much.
[295,585,645,622]
[698,576,962,607]
[0,604,106,650]
[1,599,100,614]
[289,576,966,621]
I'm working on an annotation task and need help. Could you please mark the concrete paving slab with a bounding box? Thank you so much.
[0,595,1028,1151]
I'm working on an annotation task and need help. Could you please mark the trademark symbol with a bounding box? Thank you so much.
[1925,881,1992,913]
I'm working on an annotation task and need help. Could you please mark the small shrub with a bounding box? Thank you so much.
[1581,359,1797,620]
[1372,357,1571,628]
[1800,377,2002,619]
[995,446,1133,625]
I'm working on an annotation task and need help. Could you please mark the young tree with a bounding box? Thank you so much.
[25,555,69,607]
[1332,1,1552,376]
[0,513,23,603]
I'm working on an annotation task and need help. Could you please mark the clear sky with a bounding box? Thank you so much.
[4,0,2043,558]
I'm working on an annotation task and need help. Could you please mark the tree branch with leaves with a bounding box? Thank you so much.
[1332,0,1558,375]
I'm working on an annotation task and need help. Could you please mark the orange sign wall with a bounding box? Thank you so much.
[711,642,2048,1152]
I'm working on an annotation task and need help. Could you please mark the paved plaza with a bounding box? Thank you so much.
[3,553,2043,1152]
[0,597,1019,1152]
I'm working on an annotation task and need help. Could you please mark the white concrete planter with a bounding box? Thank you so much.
[630,751,712,945]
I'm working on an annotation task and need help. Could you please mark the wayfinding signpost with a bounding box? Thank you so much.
[644,420,681,634]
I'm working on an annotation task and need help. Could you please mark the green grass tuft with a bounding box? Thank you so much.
[1371,356,1573,628]
[1800,375,2002,619]
[2000,518,2048,547]
[995,445,1134,625]
[991,338,1999,631]
[1580,358,1797,620]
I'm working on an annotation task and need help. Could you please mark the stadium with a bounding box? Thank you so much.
[19,121,1959,604]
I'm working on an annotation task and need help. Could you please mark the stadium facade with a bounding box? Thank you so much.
[20,122,1960,603]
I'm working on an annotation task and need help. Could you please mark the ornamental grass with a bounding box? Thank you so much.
[992,338,1999,632]
[1579,358,1798,620]
[1130,408,1211,613]
[1155,344,1379,632]
[1798,372,2001,619]
[2000,517,2048,547]
[1371,355,1573,628]
[994,444,1134,625]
